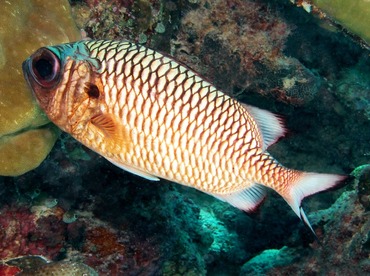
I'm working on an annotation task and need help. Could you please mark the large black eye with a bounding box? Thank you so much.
[30,48,61,88]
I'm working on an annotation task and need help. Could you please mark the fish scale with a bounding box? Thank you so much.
[23,39,345,235]
[92,42,297,192]
[85,40,262,193]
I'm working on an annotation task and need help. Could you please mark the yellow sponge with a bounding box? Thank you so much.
[0,0,81,176]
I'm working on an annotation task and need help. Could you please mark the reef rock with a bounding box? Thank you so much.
[259,167,370,275]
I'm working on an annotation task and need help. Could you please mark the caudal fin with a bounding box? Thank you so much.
[283,172,346,235]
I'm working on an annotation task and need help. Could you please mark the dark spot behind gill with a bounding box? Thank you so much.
[85,83,100,99]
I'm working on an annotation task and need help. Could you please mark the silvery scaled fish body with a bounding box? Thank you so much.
[23,40,345,234]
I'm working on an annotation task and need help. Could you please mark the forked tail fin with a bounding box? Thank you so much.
[282,172,346,235]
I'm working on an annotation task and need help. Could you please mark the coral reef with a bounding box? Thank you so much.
[0,206,65,260]
[0,0,369,275]
[0,264,21,276]
[83,226,125,257]
[173,0,321,105]
[70,0,180,49]
[240,246,300,275]
[290,0,370,48]
[335,59,370,120]
[0,0,81,176]
[311,0,370,47]
[261,166,370,275]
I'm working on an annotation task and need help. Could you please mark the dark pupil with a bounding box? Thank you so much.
[34,58,53,80]
[30,49,60,88]
[35,59,53,79]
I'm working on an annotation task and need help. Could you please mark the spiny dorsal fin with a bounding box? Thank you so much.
[241,104,286,150]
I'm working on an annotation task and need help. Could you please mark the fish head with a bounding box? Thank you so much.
[22,42,103,135]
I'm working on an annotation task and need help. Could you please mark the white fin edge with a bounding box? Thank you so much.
[213,184,267,212]
[242,104,286,150]
[105,157,160,181]
[284,173,345,234]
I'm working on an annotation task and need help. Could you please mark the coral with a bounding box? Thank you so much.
[199,208,247,262]
[352,165,370,211]
[0,264,21,276]
[335,58,370,120]
[261,168,370,275]
[0,0,81,176]
[240,246,300,275]
[311,0,370,47]
[71,0,178,48]
[173,0,320,105]
[0,128,58,176]
[1,0,369,275]
[0,206,66,260]
[83,226,125,257]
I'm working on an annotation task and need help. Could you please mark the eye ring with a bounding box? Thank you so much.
[30,48,61,88]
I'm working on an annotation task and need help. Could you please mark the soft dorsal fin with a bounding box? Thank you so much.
[241,104,286,150]
[106,157,160,181]
[212,183,267,212]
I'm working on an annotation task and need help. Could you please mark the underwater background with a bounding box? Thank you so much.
[0,0,369,275]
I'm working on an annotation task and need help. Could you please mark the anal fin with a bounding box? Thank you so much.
[214,184,267,212]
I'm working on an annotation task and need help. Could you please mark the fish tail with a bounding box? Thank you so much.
[281,172,346,235]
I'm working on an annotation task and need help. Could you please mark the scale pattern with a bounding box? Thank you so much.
[23,39,346,232]
[70,40,293,194]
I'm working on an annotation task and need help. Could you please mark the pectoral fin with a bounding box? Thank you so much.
[90,113,119,138]
[89,113,131,154]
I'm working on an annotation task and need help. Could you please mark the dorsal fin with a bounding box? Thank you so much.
[242,104,286,150]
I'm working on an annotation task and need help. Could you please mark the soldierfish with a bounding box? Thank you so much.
[22,40,345,234]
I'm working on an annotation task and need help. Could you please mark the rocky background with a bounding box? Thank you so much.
[0,0,369,275]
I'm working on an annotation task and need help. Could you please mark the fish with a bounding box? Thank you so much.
[4,255,98,276]
[22,39,345,234]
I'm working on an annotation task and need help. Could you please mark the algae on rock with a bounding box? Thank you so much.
[0,0,81,176]
[311,0,370,46]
